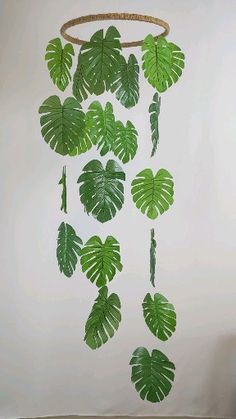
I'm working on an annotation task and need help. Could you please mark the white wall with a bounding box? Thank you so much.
[1,1,236,418]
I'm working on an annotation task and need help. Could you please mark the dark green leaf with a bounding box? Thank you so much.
[143,293,176,341]
[113,120,138,164]
[78,159,125,223]
[131,168,174,219]
[150,228,157,287]
[111,54,139,108]
[130,347,175,403]
[85,286,121,349]
[142,35,185,93]
[80,235,122,287]
[45,38,74,91]
[149,93,161,157]
[39,95,85,155]
[72,53,93,102]
[59,166,67,213]
[56,222,83,277]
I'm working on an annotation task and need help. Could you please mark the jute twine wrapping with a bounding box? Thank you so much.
[60,13,170,48]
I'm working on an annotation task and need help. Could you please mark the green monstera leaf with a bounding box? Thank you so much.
[56,222,83,277]
[131,168,174,219]
[142,35,185,93]
[113,120,138,164]
[39,96,85,155]
[111,54,139,108]
[85,286,121,349]
[79,26,121,95]
[130,347,175,403]
[80,235,122,287]
[72,54,93,103]
[69,113,93,156]
[85,101,116,156]
[78,159,125,223]
[149,93,161,157]
[150,228,157,287]
[45,38,74,92]
[143,293,176,341]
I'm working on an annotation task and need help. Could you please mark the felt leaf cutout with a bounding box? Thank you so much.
[45,38,74,92]
[39,96,85,155]
[142,35,185,93]
[113,120,138,164]
[56,222,83,278]
[110,54,139,108]
[131,168,174,219]
[59,166,67,213]
[72,54,92,102]
[85,101,116,156]
[150,228,157,287]
[80,26,121,95]
[69,113,93,156]
[149,93,161,157]
[143,293,176,341]
[78,159,125,223]
[84,286,121,350]
[130,347,175,403]
[80,235,122,288]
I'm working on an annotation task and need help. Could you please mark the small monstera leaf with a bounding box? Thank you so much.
[142,35,185,93]
[45,38,74,92]
[111,54,139,108]
[131,168,174,219]
[113,121,138,164]
[56,222,83,277]
[78,159,125,223]
[143,293,176,341]
[130,347,175,403]
[39,96,85,155]
[80,236,122,287]
[149,93,161,157]
[72,54,93,103]
[85,101,116,156]
[150,228,157,287]
[84,286,121,349]
[80,26,121,95]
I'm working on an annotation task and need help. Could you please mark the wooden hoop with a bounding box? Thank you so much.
[60,13,170,48]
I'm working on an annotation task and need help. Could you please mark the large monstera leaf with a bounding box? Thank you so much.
[72,54,92,103]
[130,347,175,403]
[149,93,161,157]
[85,101,116,156]
[39,96,85,155]
[84,286,121,350]
[111,54,139,108]
[142,35,185,93]
[78,159,125,223]
[131,168,174,219]
[79,26,121,95]
[45,38,74,92]
[56,222,83,277]
[113,121,138,164]
[143,293,176,341]
[80,235,123,287]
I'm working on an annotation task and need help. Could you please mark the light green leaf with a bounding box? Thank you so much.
[85,101,116,156]
[143,293,176,341]
[113,120,138,164]
[149,93,161,157]
[45,38,74,91]
[39,95,85,155]
[80,26,121,95]
[56,222,83,277]
[85,286,121,349]
[72,53,92,102]
[78,159,125,223]
[80,235,122,287]
[130,347,175,403]
[150,228,156,287]
[131,168,174,219]
[111,54,139,108]
[142,35,185,93]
